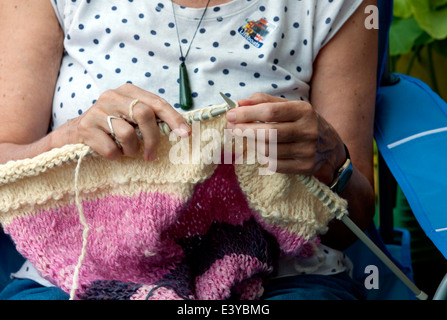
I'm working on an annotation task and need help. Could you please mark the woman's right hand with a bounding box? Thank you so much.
[63,84,191,161]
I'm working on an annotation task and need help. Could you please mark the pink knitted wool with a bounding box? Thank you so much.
[4,164,316,299]
[0,109,348,300]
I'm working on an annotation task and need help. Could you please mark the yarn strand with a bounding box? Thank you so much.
[0,101,354,300]
[69,148,91,300]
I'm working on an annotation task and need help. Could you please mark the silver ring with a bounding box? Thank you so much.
[107,115,121,137]
[107,115,123,149]
[128,99,139,123]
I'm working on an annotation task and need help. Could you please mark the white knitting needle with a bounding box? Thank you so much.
[156,92,237,134]
[341,215,428,300]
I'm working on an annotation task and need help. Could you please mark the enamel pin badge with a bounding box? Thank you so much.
[238,16,277,48]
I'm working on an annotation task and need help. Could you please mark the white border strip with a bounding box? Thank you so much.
[387,127,447,149]
[435,227,447,233]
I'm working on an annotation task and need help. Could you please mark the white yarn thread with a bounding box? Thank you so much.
[66,103,230,299]
[69,148,91,300]
[128,99,139,123]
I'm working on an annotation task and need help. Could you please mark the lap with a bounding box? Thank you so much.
[262,272,367,300]
[1,274,364,300]
[1,262,364,300]
[0,279,69,300]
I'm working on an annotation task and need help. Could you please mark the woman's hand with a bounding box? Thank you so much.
[63,84,191,161]
[226,93,346,184]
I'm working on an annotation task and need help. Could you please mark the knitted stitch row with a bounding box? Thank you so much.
[0,102,348,300]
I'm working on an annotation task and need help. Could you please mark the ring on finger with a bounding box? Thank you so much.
[107,115,122,137]
[128,99,140,123]
[106,115,124,149]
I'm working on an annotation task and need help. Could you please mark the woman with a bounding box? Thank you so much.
[0,0,377,300]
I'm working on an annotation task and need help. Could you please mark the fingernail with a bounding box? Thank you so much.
[226,111,236,122]
[226,122,235,129]
[146,151,157,162]
[181,123,191,133]
[173,126,189,138]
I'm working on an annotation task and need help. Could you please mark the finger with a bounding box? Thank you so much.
[274,158,316,176]
[275,141,318,162]
[127,103,160,161]
[238,92,288,106]
[99,95,161,160]
[227,121,316,144]
[227,100,310,124]
[246,137,316,162]
[116,84,191,137]
[93,87,180,161]
[106,116,140,157]
[86,129,123,161]
[72,107,124,160]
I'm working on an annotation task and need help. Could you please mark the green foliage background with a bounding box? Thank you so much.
[389,0,447,98]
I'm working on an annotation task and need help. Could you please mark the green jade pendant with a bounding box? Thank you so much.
[179,62,193,110]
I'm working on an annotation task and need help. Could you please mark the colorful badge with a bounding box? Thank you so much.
[238,17,277,48]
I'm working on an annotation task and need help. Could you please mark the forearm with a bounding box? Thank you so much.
[309,114,376,250]
[0,1,65,164]
[310,0,378,249]
[0,126,70,164]
[321,166,376,250]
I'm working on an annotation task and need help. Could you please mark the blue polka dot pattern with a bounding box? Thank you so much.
[50,0,363,129]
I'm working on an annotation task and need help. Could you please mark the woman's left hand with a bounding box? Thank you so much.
[226,93,346,184]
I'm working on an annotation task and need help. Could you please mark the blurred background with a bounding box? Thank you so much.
[380,0,447,297]
[389,0,446,100]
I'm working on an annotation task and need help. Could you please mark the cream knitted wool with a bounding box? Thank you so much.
[0,102,348,300]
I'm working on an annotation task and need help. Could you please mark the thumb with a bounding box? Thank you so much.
[238,92,288,107]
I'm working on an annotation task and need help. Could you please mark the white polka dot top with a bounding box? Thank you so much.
[50,0,363,129]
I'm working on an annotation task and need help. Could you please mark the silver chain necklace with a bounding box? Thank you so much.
[171,0,211,110]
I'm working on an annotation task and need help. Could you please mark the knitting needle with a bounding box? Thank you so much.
[219,92,237,110]
[341,215,428,300]
[157,92,238,134]
[189,92,237,121]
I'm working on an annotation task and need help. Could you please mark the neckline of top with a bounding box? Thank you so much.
[161,0,261,21]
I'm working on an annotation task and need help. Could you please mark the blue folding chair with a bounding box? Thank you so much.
[345,0,447,300]
[372,73,447,299]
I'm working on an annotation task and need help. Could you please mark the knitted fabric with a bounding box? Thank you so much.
[0,103,348,300]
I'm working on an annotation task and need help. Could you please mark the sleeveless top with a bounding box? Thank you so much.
[11,0,363,288]
[50,0,363,128]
